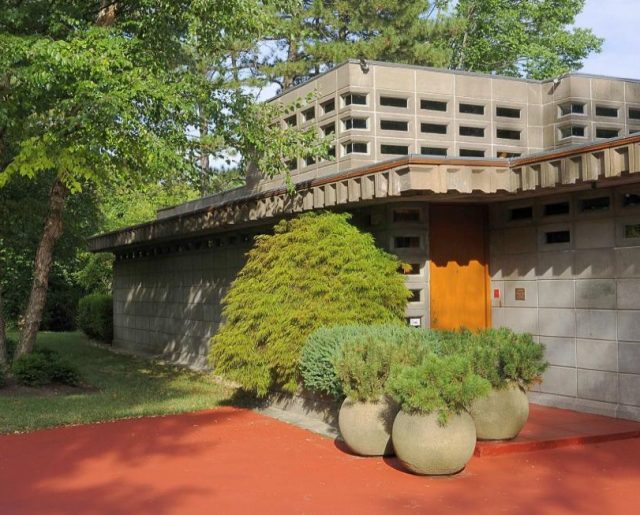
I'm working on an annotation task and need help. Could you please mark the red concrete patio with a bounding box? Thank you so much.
[1,406,639,515]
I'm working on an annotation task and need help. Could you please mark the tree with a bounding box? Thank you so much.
[0,0,328,357]
[450,0,603,79]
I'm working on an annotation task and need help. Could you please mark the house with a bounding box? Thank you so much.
[89,60,640,421]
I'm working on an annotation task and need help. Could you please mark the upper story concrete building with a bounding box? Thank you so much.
[90,61,640,423]
[249,60,640,192]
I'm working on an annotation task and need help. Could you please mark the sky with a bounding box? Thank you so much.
[576,0,640,79]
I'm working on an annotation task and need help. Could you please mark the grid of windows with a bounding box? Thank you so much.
[421,99,447,111]
[559,103,585,116]
[596,106,619,117]
[544,201,570,216]
[302,107,315,122]
[321,99,335,114]
[596,127,620,139]
[460,148,485,157]
[343,141,368,154]
[421,147,447,157]
[380,120,408,131]
[343,117,368,130]
[560,125,586,138]
[380,96,408,108]
[497,128,521,140]
[421,122,447,134]
[342,93,367,106]
[509,206,533,221]
[581,196,610,212]
[459,103,485,115]
[545,230,571,244]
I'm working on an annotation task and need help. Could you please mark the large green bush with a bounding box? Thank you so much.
[12,347,81,387]
[209,212,410,396]
[386,354,491,425]
[77,293,113,342]
[301,324,437,400]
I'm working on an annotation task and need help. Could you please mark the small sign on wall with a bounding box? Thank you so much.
[515,288,526,301]
[407,317,422,327]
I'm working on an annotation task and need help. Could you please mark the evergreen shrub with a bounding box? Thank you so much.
[209,212,410,396]
[301,324,436,400]
[77,293,113,342]
[12,347,81,387]
[386,354,491,425]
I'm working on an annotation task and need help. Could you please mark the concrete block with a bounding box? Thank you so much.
[574,218,615,249]
[537,251,574,279]
[619,342,640,374]
[504,281,538,308]
[576,339,618,372]
[538,280,575,308]
[503,226,538,254]
[618,311,640,342]
[619,374,640,406]
[578,369,618,403]
[538,308,576,338]
[494,253,538,280]
[617,279,640,309]
[575,279,616,309]
[539,336,576,367]
[574,249,616,279]
[576,309,617,341]
[540,366,577,397]
[495,307,538,334]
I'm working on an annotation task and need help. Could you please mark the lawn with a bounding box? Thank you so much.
[0,332,235,434]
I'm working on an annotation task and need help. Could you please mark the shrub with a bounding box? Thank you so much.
[209,212,410,396]
[386,354,491,425]
[77,293,113,342]
[12,347,81,387]
[301,324,437,400]
[5,336,18,363]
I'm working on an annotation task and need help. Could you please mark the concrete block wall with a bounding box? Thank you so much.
[490,185,640,420]
[112,232,255,368]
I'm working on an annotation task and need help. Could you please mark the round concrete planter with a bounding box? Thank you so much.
[392,410,476,475]
[338,396,399,456]
[470,384,529,440]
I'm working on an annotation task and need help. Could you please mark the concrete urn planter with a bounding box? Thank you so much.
[470,384,529,440]
[392,410,476,475]
[338,396,399,456]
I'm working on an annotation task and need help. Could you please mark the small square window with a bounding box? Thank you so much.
[624,224,640,239]
[343,93,367,106]
[421,147,447,157]
[496,107,521,118]
[596,106,618,117]
[380,120,408,131]
[421,99,447,112]
[381,144,409,155]
[304,156,316,166]
[408,289,421,303]
[321,122,336,136]
[497,129,521,140]
[393,209,421,223]
[327,146,336,158]
[460,126,485,137]
[580,196,610,212]
[543,201,570,216]
[421,122,447,134]
[460,148,485,158]
[596,127,620,139]
[380,96,408,108]
[509,206,533,221]
[343,117,367,130]
[460,103,485,115]
[284,115,297,127]
[321,99,335,114]
[285,159,297,171]
[559,103,585,116]
[394,236,420,248]
[623,193,640,208]
[343,142,368,154]
[302,107,315,121]
[545,230,571,244]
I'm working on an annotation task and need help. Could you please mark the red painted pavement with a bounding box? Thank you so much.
[475,404,640,456]
[1,407,640,515]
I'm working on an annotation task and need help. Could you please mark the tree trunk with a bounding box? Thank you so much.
[0,279,7,371]
[16,178,68,357]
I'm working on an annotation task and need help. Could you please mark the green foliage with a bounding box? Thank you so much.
[12,347,81,387]
[5,336,17,363]
[451,0,603,79]
[77,294,113,343]
[435,328,548,390]
[386,354,491,425]
[301,324,436,400]
[209,212,410,396]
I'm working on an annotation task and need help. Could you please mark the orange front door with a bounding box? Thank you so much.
[429,204,490,331]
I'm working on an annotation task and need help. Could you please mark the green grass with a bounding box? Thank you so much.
[0,332,235,434]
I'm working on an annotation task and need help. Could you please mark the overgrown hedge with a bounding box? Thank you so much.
[209,212,410,396]
[12,347,81,387]
[77,293,113,343]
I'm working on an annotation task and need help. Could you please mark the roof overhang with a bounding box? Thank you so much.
[88,135,640,253]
